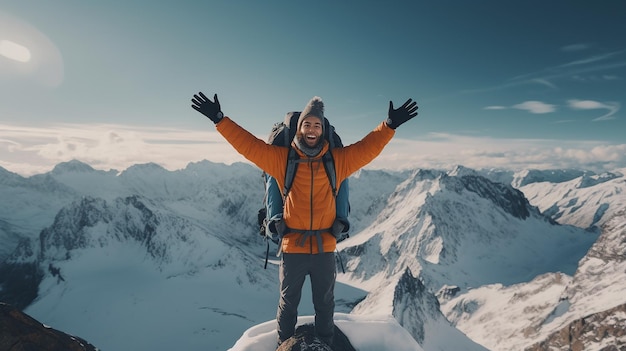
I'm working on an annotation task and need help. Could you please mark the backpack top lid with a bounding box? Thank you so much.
[268,111,343,148]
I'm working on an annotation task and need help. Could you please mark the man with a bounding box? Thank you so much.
[190,93,418,346]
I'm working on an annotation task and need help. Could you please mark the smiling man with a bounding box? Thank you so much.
[294,97,326,155]
[300,117,322,146]
[191,93,418,348]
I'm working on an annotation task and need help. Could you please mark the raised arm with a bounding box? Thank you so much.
[335,98,419,177]
[190,92,287,179]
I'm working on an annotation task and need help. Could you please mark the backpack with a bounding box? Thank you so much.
[258,111,351,268]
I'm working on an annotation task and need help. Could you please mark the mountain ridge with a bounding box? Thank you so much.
[1,160,624,350]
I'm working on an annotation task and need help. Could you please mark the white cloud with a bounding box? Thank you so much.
[602,75,620,80]
[561,43,590,52]
[567,99,620,121]
[568,99,606,110]
[530,78,557,89]
[560,52,619,67]
[1,124,625,176]
[364,133,625,173]
[0,123,248,176]
[512,101,556,114]
[483,106,507,110]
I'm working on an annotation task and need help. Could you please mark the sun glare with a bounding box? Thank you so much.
[1,11,64,87]
[0,39,31,62]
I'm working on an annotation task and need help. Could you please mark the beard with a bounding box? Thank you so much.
[293,134,325,157]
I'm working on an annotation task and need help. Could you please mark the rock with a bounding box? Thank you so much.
[0,302,98,351]
[276,324,356,351]
[525,303,626,351]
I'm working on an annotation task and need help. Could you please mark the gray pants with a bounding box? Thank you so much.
[276,252,336,343]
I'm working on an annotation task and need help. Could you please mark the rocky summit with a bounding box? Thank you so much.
[276,324,356,351]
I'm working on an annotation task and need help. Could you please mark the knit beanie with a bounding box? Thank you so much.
[297,96,325,136]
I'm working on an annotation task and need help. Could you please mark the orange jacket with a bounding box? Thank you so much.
[216,117,395,254]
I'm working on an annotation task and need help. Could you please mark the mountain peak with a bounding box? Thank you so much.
[119,162,167,177]
[448,165,480,177]
[51,160,96,175]
[441,173,533,220]
[392,268,438,344]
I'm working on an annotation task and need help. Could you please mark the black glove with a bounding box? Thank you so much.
[386,98,418,129]
[191,92,224,124]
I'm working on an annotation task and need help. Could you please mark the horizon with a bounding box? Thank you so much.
[2,1,626,176]
[2,148,626,179]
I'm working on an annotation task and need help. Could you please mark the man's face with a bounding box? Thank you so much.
[300,116,323,147]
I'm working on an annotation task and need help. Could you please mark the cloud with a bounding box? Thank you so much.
[567,99,620,121]
[484,101,557,114]
[529,78,557,89]
[468,49,626,98]
[568,100,608,110]
[571,74,622,82]
[370,134,626,173]
[560,52,621,68]
[512,101,556,114]
[0,123,247,176]
[2,124,625,176]
[486,99,620,121]
[602,75,620,81]
[561,43,591,52]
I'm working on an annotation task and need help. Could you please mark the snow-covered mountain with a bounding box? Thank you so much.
[336,167,599,350]
[441,207,626,350]
[1,160,624,350]
[481,167,626,230]
[530,207,626,349]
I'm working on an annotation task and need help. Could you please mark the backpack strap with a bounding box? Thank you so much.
[326,122,336,148]
[264,239,270,269]
[321,150,337,197]
[283,148,337,198]
[323,123,339,197]
[282,147,299,198]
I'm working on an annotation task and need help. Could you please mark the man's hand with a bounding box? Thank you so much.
[191,92,224,124]
[386,98,418,129]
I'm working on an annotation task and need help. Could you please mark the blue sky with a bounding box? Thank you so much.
[1,1,626,175]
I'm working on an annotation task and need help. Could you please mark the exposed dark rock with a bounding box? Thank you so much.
[0,302,98,351]
[0,263,43,309]
[456,175,531,220]
[436,285,461,301]
[392,267,440,344]
[276,324,356,351]
[525,303,626,351]
[586,208,626,262]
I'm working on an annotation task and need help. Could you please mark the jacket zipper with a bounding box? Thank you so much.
[308,158,314,253]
